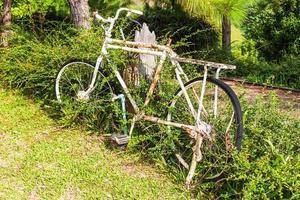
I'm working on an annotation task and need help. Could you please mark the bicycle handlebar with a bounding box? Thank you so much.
[125,9,143,16]
[93,8,143,23]
[93,12,110,23]
[93,8,143,36]
[114,8,143,19]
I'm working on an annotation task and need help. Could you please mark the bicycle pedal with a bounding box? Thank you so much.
[111,134,130,146]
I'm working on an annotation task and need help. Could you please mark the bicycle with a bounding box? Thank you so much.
[55,8,243,187]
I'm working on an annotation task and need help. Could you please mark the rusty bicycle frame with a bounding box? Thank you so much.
[87,8,237,186]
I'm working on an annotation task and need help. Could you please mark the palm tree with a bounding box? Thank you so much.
[177,0,254,54]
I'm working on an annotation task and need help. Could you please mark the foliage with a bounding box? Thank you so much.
[192,40,300,89]
[218,95,300,199]
[8,0,69,19]
[89,0,131,16]
[207,39,300,89]
[0,0,131,22]
[0,22,96,98]
[133,94,300,199]
[174,0,256,53]
[231,55,300,89]
[242,0,300,60]
[176,0,254,27]
[0,21,114,131]
[140,5,219,56]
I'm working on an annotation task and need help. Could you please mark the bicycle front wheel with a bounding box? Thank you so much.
[167,77,243,181]
[55,60,114,109]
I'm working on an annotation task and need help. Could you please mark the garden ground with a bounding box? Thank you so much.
[0,88,189,199]
[224,79,300,120]
[0,82,299,199]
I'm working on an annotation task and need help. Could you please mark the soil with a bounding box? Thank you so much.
[223,79,300,120]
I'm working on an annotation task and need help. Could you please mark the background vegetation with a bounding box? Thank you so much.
[0,0,299,199]
[243,0,300,60]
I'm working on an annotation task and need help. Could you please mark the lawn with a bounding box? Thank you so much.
[0,88,189,199]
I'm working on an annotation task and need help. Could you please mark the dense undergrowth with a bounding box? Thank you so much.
[0,22,299,198]
[201,95,300,198]
[227,43,300,89]
[203,45,300,89]
[232,56,300,89]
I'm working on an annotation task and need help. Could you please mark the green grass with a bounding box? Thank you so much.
[0,88,189,199]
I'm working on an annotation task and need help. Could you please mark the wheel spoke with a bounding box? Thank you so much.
[55,61,113,109]
[167,77,243,183]
[62,73,78,97]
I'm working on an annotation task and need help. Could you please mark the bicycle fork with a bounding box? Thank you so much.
[77,56,104,100]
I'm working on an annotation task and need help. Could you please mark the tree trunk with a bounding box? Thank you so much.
[123,23,157,113]
[222,15,231,54]
[1,0,12,47]
[67,0,91,29]
[123,23,157,87]
[2,0,12,27]
[135,23,157,81]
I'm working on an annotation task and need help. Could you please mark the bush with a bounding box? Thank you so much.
[208,40,300,89]
[242,0,300,60]
[140,5,219,56]
[216,95,300,199]
[228,55,300,89]
[0,22,102,100]
[0,21,121,131]
[137,94,300,199]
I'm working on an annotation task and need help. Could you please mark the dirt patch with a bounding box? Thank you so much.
[0,158,9,168]
[59,186,81,200]
[28,189,40,200]
[121,162,162,180]
[223,80,300,119]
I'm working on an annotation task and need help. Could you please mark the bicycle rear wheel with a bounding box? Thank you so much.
[167,77,243,183]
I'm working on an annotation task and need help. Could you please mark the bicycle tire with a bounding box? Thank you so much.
[167,76,243,181]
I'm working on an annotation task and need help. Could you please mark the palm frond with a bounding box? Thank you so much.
[176,0,256,27]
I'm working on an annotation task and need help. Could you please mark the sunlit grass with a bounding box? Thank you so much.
[0,88,189,199]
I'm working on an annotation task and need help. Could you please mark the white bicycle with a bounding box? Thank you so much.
[55,8,243,187]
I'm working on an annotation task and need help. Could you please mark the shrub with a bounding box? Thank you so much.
[216,95,300,199]
[227,55,300,89]
[209,40,300,89]
[242,0,300,60]
[0,22,102,100]
[0,21,118,131]
[139,94,300,199]
[140,5,219,56]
